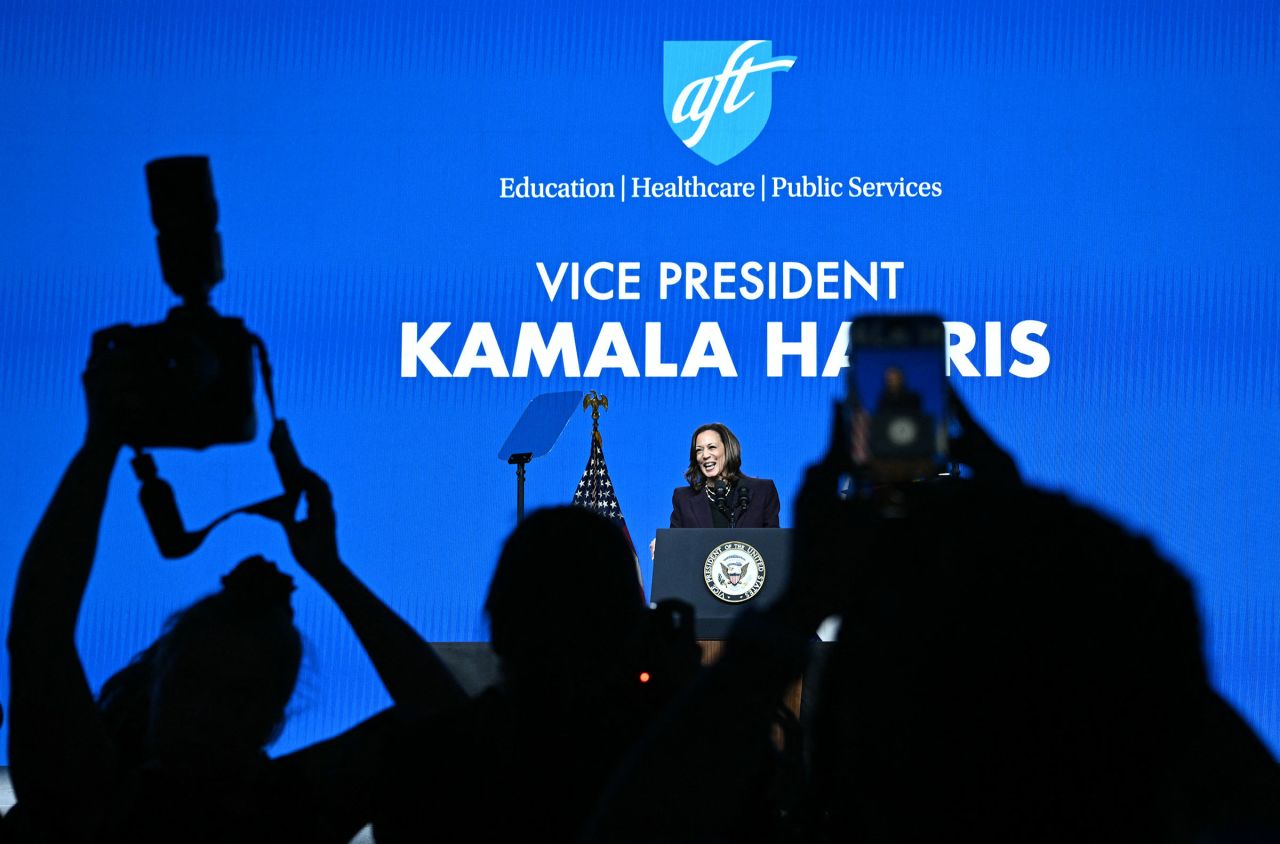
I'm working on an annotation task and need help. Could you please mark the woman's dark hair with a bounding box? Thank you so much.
[684,423,743,489]
[97,556,302,765]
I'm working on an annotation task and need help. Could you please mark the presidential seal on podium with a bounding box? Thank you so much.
[703,540,767,603]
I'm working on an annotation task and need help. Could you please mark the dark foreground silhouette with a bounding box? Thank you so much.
[586,401,1280,843]
[5,378,1278,843]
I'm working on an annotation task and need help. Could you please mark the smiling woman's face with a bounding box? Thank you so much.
[694,429,725,480]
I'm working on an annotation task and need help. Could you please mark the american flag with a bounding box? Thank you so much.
[572,430,638,558]
[576,432,645,596]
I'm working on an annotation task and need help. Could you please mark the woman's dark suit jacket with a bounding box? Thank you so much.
[669,475,781,529]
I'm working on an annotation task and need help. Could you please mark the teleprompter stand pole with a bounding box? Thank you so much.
[508,452,533,522]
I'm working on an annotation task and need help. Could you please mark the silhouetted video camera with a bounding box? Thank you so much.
[88,157,259,449]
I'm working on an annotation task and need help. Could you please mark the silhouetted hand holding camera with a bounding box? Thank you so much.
[947,384,1021,485]
[775,389,1018,634]
[282,467,342,576]
[81,329,140,451]
[271,457,466,715]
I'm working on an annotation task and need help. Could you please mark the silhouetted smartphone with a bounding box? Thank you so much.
[847,315,949,484]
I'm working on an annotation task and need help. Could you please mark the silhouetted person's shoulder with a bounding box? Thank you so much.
[817,485,1215,841]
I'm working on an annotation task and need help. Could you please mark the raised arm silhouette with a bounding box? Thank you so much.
[5,366,463,843]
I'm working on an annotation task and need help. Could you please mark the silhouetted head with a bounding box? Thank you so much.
[98,556,302,773]
[486,507,644,686]
[685,423,743,489]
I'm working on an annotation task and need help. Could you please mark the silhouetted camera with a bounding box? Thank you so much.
[88,157,260,449]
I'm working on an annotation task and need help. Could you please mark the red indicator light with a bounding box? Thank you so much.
[638,671,651,684]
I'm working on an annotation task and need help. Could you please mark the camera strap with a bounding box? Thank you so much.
[252,333,279,423]
[131,332,302,559]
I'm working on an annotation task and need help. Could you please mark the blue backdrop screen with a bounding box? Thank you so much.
[1,1,1278,759]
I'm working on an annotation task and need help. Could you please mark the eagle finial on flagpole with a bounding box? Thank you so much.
[583,390,608,445]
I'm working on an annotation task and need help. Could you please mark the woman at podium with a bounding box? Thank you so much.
[669,423,780,529]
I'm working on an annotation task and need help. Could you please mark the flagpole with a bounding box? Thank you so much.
[574,391,643,590]
[583,390,608,445]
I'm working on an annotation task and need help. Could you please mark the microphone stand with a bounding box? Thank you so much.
[728,485,750,529]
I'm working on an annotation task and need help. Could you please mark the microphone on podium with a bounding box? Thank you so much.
[712,478,731,521]
[730,482,750,528]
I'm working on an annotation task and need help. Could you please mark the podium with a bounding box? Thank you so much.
[652,528,805,744]
[651,528,792,639]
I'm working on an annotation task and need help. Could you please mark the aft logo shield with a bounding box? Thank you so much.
[664,40,796,165]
